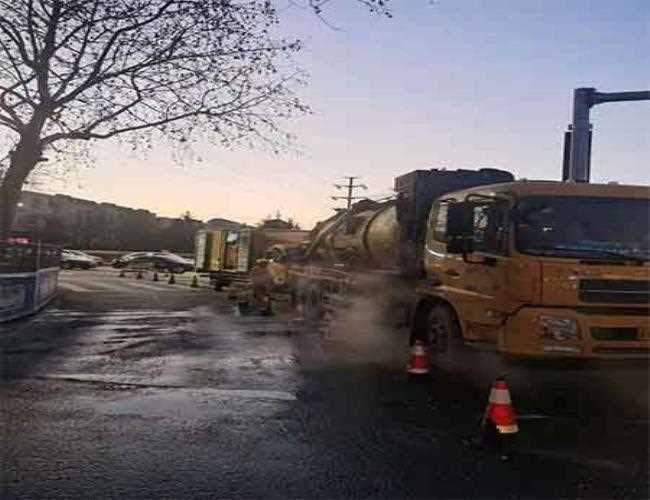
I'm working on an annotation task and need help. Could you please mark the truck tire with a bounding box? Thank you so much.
[304,285,323,322]
[426,304,462,355]
[213,278,229,292]
[410,301,462,355]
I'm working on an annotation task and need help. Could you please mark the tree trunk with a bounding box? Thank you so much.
[0,137,42,241]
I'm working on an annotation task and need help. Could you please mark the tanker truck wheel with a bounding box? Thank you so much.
[427,304,464,358]
[303,285,323,322]
[411,302,462,356]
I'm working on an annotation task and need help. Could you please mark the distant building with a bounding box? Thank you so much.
[13,191,242,252]
[206,218,242,230]
[258,218,299,230]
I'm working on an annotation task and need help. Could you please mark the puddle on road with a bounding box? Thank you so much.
[20,305,305,411]
[38,309,197,322]
[34,374,297,401]
[76,386,296,423]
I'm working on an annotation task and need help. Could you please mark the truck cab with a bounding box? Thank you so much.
[415,180,649,359]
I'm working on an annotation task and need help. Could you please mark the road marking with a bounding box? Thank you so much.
[59,282,95,292]
[43,309,194,319]
[95,281,170,293]
[121,281,178,292]
[203,389,297,401]
[58,280,185,293]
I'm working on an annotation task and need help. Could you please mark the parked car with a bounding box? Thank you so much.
[110,251,150,267]
[61,249,98,270]
[111,251,194,273]
[65,249,105,266]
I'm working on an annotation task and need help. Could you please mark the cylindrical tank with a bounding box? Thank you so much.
[318,202,399,269]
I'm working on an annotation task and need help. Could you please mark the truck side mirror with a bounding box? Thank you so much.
[446,202,474,254]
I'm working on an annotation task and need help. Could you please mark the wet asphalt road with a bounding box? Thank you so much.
[1,268,648,499]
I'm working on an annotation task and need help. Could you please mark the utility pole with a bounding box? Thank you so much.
[564,87,650,182]
[331,176,367,212]
[331,176,368,233]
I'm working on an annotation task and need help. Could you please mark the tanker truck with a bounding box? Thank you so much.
[276,168,514,275]
[263,168,514,320]
[267,167,650,360]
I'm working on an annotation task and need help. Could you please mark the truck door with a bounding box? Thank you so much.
[236,229,252,272]
[458,199,510,342]
[208,231,226,271]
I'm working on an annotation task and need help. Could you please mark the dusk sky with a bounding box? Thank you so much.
[41,0,649,228]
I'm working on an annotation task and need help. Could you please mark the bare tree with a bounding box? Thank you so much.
[0,0,391,239]
[307,0,391,16]
[0,0,297,239]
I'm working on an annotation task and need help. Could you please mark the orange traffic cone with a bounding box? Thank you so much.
[136,269,143,280]
[168,272,175,284]
[484,378,518,434]
[153,271,159,282]
[406,340,430,375]
[482,377,518,459]
[119,269,126,278]
[191,274,199,288]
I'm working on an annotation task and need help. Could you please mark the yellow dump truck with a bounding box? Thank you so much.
[412,180,649,359]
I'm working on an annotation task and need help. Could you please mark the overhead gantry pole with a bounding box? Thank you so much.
[567,88,650,182]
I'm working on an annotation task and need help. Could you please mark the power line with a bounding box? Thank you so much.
[331,176,367,212]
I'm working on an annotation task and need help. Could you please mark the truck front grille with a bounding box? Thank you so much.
[592,347,650,357]
[590,327,638,341]
[579,280,650,304]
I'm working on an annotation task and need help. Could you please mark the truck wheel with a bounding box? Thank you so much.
[426,304,462,355]
[213,278,229,292]
[304,286,323,322]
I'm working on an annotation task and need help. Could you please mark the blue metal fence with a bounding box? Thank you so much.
[0,241,60,322]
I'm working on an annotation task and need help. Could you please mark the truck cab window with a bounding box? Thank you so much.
[472,201,508,255]
[429,202,449,243]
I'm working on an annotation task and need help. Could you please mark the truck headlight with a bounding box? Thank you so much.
[535,315,581,341]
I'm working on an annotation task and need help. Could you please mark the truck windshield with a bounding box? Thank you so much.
[516,195,650,261]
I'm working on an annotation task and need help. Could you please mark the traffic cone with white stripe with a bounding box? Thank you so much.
[481,376,518,459]
[191,274,199,288]
[406,340,430,376]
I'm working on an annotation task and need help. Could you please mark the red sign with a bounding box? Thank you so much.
[7,237,31,244]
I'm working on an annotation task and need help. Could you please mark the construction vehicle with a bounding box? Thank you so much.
[257,87,650,360]
[195,227,309,290]
[265,167,514,317]
[259,166,649,360]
